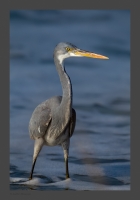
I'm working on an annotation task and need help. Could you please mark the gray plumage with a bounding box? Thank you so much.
[29,42,109,180]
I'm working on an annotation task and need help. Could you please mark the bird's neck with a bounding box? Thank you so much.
[54,55,72,118]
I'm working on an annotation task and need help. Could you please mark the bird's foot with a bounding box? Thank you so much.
[66,175,70,179]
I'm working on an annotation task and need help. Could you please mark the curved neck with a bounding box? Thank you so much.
[54,55,72,121]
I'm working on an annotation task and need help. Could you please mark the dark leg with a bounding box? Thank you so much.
[29,158,37,180]
[29,138,44,180]
[65,154,70,179]
[63,148,70,179]
[62,138,70,179]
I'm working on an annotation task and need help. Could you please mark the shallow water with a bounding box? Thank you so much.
[10,10,130,190]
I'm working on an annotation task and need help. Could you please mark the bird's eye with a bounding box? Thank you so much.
[66,47,71,52]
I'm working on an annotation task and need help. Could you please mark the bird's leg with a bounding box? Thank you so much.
[29,158,37,180]
[29,138,44,180]
[63,149,70,179]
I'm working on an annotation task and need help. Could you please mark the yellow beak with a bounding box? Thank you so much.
[74,49,109,59]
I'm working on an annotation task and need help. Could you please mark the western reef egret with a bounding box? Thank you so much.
[29,42,109,180]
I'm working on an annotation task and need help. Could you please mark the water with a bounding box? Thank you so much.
[10,10,130,190]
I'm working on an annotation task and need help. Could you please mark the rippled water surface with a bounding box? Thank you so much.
[10,10,130,190]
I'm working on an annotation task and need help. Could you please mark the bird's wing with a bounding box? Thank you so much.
[29,105,52,139]
[69,108,76,137]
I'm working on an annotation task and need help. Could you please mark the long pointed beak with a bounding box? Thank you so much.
[74,49,109,59]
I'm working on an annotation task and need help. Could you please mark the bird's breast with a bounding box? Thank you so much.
[44,124,69,146]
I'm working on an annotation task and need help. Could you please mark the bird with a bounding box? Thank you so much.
[28,42,109,180]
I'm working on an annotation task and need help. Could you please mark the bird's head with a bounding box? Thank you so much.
[54,42,109,64]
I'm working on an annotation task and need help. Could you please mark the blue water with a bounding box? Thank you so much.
[10,10,130,190]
